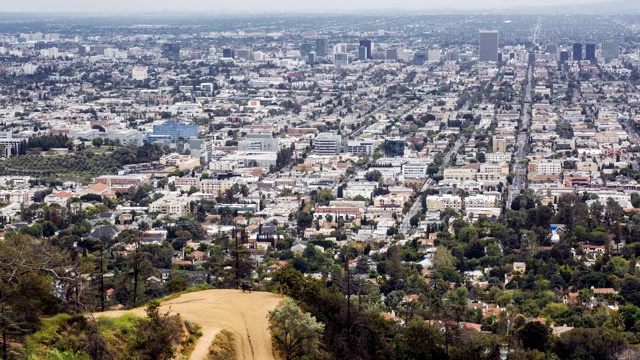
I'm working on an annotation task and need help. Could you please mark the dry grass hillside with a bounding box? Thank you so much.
[100,289,283,360]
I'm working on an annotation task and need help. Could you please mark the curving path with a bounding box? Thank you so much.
[99,289,283,360]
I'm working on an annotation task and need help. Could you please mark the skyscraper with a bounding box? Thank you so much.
[301,43,313,57]
[334,53,348,67]
[315,38,327,58]
[161,43,180,61]
[585,43,596,62]
[386,48,398,61]
[479,30,498,62]
[222,48,234,58]
[412,52,427,66]
[358,46,368,61]
[560,50,569,62]
[602,41,619,62]
[572,42,583,61]
[359,39,372,60]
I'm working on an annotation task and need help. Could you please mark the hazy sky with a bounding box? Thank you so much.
[1,0,611,13]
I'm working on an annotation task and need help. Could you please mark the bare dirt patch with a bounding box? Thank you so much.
[99,289,283,360]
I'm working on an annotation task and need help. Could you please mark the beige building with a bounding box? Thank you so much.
[513,262,526,274]
[480,163,509,175]
[464,194,499,208]
[577,161,598,172]
[149,195,191,217]
[200,179,233,195]
[444,167,477,181]
[427,194,462,211]
[493,136,507,153]
[174,177,200,191]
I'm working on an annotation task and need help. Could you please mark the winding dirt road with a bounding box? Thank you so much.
[99,289,283,360]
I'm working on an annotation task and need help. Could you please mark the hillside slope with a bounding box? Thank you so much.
[100,289,283,360]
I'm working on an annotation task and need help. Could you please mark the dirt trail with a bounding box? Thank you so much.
[99,289,283,360]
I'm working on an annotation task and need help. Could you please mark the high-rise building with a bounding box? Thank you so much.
[585,43,596,62]
[333,43,347,54]
[428,49,441,61]
[236,49,253,60]
[479,30,499,62]
[412,52,427,66]
[359,39,372,60]
[334,53,348,66]
[384,139,405,158]
[358,46,368,61]
[152,120,198,143]
[308,52,316,65]
[301,43,313,57]
[546,44,558,56]
[315,38,327,58]
[572,42,583,61]
[602,41,619,62]
[386,49,398,61]
[222,48,234,58]
[560,50,569,62]
[95,44,111,56]
[314,132,342,155]
[161,43,180,61]
[238,134,279,152]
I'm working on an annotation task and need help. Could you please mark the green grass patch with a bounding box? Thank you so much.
[88,147,110,154]
[207,330,235,360]
[180,320,203,360]
[25,313,143,360]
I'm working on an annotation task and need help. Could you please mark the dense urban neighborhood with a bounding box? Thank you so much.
[3,8,640,360]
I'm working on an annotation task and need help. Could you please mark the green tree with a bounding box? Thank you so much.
[267,298,325,360]
[516,321,551,352]
[552,328,626,360]
[296,211,313,231]
[132,301,184,360]
[91,137,104,148]
[433,245,456,269]
[396,320,446,359]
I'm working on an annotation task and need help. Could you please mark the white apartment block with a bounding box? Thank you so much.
[586,191,632,209]
[528,160,562,176]
[343,182,377,199]
[465,194,499,209]
[402,163,429,178]
[485,152,512,163]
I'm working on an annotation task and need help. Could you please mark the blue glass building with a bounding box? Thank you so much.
[152,120,198,142]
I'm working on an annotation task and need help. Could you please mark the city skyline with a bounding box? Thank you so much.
[0,0,616,13]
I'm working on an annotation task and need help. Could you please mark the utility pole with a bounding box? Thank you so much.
[232,226,246,289]
[100,242,105,312]
[344,244,351,337]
